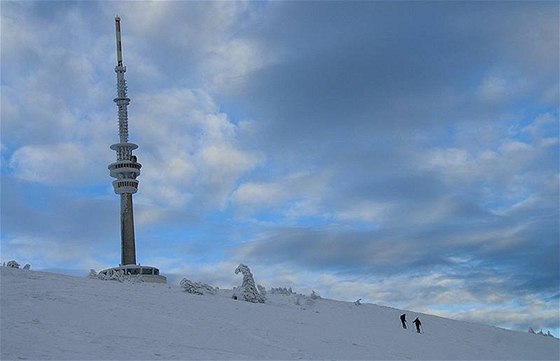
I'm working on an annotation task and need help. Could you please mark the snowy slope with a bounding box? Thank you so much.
[1,267,558,360]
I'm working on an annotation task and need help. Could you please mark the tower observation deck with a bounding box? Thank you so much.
[99,16,165,283]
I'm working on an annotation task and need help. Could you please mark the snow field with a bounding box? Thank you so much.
[1,267,558,360]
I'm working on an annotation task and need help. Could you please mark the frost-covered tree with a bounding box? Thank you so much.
[528,327,536,334]
[96,269,141,283]
[88,269,98,279]
[293,293,317,307]
[310,290,321,300]
[97,269,122,281]
[232,264,266,303]
[6,260,20,269]
[23,264,31,270]
[257,284,266,296]
[271,287,295,295]
[180,278,216,295]
[354,298,362,306]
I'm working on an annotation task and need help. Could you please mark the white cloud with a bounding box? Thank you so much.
[424,113,557,207]
[425,139,536,188]
[110,1,265,91]
[6,105,113,187]
[231,181,287,208]
[128,89,261,210]
[231,171,330,217]
[197,145,257,199]
[1,4,115,188]
[2,235,92,268]
[477,75,509,101]
[0,2,39,72]
[334,200,388,223]
[522,112,557,139]
[9,143,88,185]
[203,38,279,91]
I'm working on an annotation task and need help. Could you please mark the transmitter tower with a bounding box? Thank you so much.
[99,17,165,283]
[109,16,140,266]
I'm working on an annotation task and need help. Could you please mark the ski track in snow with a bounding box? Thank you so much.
[1,267,558,360]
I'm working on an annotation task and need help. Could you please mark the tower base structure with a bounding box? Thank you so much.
[98,265,167,283]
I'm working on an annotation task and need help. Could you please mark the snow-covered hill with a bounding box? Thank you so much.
[1,267,558,360]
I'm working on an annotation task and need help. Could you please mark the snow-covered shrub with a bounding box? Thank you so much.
[180,278,216,295]
[533,329,556,338]
[232,264,266,303]
[96,269,142,283]
[88,269,98,279]
[354,298,362,306]
[5,261,30,270]
[6,260,20,269]
[271,287,295,295]
[97,269,123,281]
[294,294,317,307]
[293,290,321,307]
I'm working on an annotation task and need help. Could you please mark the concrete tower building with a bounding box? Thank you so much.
[99,17,166,283]
[110,16,139,266]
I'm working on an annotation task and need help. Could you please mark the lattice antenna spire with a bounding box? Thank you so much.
[115,15,123,66]
[114,16,129,144]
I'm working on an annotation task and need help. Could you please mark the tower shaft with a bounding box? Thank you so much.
[120,193,136,266]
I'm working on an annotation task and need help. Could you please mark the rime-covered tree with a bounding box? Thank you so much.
[180,278,216,295]
[232,264,265,303]
[6,260,20,269]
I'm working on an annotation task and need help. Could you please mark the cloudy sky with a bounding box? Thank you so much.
[1,1,558,335]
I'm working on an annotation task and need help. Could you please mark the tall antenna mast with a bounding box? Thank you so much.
[115,16,123,66]
[99,17,166,283]
[108,16,140,266]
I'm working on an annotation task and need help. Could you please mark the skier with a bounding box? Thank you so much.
[400,314,407,329]
[413,317,422,333]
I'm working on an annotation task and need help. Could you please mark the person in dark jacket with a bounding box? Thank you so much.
[400,314,407,329]
[413,317,422,333]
